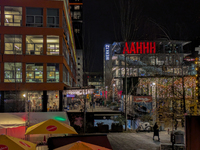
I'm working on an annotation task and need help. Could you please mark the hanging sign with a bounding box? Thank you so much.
[105,44,110,60]
[133,96,152,102]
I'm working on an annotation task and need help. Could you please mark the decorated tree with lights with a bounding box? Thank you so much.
[138,75,197,128]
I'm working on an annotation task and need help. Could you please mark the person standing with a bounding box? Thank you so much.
[153,122,160,141]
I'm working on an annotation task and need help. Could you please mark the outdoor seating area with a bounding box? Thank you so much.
[0,112,113,150]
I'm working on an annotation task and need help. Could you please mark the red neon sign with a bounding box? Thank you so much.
[123,42,156,54]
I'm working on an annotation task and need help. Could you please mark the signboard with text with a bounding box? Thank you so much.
[133,96,152,103]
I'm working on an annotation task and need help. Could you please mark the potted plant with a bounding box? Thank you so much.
[97,122,109,133]
[111,116,125,132]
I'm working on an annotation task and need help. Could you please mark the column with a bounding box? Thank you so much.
[59,90,63,111]
[44,63,47,83]
[42,91,47,112]
[0,91,4,112]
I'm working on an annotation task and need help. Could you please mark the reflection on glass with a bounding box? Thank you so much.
[26,8,43,27]
[26,35,43,55]
[4,62,22,82]
[47,63,59,82]
[4,6,22,26]
[47,35,59,55]
[26,63,43,82]
[4,34,22,54]
[47,8,59,28]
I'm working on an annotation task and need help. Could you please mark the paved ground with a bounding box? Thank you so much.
[107,131,171,150]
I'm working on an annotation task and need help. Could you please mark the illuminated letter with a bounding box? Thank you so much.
[150,42,156,54]
[143,42,149,54]
[123,42,129,54]
[137,42,143,54]
[129,42,136,54]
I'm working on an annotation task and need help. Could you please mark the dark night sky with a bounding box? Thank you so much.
[83,0,200,73]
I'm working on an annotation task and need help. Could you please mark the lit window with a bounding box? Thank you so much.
[4,62,22,82]
[26,35,43,55]
[47,35,59,55]
[47,63,59,83]
[26,63,43,83]
[4,35,22,54]
[73,11,81,19]
[75,29,80,33]
[4,6,22,26]
[74,5,80,10]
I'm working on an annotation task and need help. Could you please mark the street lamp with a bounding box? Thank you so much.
[113,84,115,102]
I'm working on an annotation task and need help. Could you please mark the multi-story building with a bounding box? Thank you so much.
[0,0,77,112]
[104,40,198,117]
[84,72,103,93]
[69,0,83,87]
[69,0,83,50]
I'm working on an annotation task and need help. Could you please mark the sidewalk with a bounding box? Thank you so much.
[107,131,172,150]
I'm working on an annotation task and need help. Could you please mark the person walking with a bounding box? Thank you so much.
[153,122,160,141]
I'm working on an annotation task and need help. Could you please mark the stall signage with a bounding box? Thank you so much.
[46,125,57,131]
[19,141,31,148]
[133,96,152,102]
[105,44,110,60]
[0,145,8,150]
[123,42,156,54]
[67,94,75,97]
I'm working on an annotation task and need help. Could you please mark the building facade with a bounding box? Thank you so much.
[104,40,198,116]
[0,0,77,112]
[69,0,83,50]
[76,49,83,87]
[69,0,83,87]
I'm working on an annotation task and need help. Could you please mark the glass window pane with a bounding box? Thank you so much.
[47,63,59,82]
[47,36,59,55]
[47,17,54,24]
[4,35,22,54]
[26,63,43,83]
[26,8,43,27]
[4,62,22,82]
[27,16,34,23]
[4,6,22,26]
[47,8,59,28]
[35,16,43,23]
[47,8,59,16]
[26,35,43,55]
[26,8,43,15]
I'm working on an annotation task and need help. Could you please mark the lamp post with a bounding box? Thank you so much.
[152,82,157,123]
[106,86,108,100]
[113,84,115,102]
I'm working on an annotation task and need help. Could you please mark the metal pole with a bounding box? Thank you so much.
[125,51,127,131]
[113,84,114,102]
[182,76,186,113]
[83,87,87,133]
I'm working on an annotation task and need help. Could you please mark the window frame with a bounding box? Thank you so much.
[4,6,22,26]
[4,62,22,83]
[26,63,43,83]
[4,34,22,55]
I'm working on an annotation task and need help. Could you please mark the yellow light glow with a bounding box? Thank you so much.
[196,68,198,70]
[195,61,198,64]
